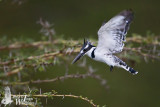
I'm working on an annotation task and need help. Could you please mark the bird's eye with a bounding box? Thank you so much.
[83,49,87,52]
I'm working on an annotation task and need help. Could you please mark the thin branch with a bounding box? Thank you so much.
[12,94,98,107]
[126,35,160,45]
[2,73,108,90]
[0,39,79,51]
[0,45,159,67]
[37,18,56,42]
[0,35,159,51]
[0,35,159,77]
[0,46,159,68]
[0,46,159,77]
[124,47,160,61]
[0,47,80,66]
[0,41,50,51]
[0,67,23,78]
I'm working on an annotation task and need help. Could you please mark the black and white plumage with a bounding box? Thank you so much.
[72,10,138,75]
[97,10,133,54]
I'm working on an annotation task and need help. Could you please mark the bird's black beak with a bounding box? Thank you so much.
[72,38,86,64]
[72,52,84,64]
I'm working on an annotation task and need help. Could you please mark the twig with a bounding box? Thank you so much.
[0,35,159,51]
[126,35,160,45]
[0,39,80,51]
[37,18,56,42]
[124,47,160,60]
[0,67,23,78]
[0,41,50,51]
[12,94,98,107]
[0,46,159,77]
[0,47,80,66]
[1,45,159,67]
[2,73,108,89]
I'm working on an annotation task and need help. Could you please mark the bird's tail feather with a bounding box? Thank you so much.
[117,59,138,75]
[128,67,138,75]
[111,55,138,75]
[123,65,138,75]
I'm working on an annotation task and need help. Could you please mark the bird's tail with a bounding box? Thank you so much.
[112,55,138,75]
[122,64,138,75]
[117,59,138,75]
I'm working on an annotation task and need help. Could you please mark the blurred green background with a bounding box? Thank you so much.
[0,0,160,107]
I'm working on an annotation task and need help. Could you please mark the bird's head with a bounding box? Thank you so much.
[72,39,94,64]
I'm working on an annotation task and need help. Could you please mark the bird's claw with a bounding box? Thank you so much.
[110,66,114,72]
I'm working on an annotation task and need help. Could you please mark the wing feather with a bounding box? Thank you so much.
[97,10,134,54]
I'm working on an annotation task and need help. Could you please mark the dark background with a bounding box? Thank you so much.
[0,0,160,107]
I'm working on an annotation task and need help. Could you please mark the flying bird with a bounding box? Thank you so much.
[72,9,138,75]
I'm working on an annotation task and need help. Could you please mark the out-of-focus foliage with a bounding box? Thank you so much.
[0,33,160,106]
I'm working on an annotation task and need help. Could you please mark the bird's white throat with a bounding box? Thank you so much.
[86,47,96,58]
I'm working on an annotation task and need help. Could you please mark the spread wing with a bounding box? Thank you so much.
[96,10,134,54]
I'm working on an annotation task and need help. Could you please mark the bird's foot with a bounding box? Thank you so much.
[110,66,114,72]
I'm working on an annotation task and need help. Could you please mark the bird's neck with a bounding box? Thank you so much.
[86,47,96,58]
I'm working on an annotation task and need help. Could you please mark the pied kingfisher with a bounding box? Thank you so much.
[72,9,138,75]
